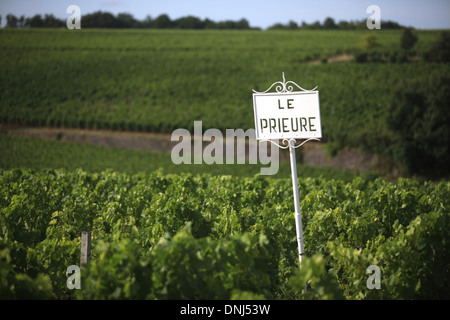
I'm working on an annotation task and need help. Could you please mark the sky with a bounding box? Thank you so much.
[1,0,449,29]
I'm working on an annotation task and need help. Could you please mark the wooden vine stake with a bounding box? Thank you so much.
[80,231,91,265]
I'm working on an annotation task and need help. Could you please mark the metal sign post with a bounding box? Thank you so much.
[252,73,322,291]
[288,139,305,266]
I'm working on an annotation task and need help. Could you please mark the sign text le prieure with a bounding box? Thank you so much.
[252,91,322,140]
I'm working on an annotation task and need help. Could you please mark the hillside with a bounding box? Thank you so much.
[1,28,448,177]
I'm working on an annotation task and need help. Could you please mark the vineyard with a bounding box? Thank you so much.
[0,133,363,181]
[1,28,449,177]
[1,27,449,301]
[0,169,448,299]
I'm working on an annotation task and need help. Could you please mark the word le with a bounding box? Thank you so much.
[171,121,279,175]
[66,265,81,289]
[66,5,81,29]
[180,304,270,317]
[367,5,381,29]
[366,265,381,289]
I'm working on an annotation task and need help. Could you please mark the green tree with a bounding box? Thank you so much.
[174,15,204,29]
[400,28,418,52]
[140,15,153,28]
[204,18,217,29]
[6,14,18,28]
[82,11,116,28]
[25,14,44,27]
[116,13,137,28]
[388,76,450,177]
[153,14,173,28]
[424,31,450,62]
[236,18,250,29]
[288,20,299,30]
[18,15,25,27]
[43,14,64,28]
[323,17,337,29]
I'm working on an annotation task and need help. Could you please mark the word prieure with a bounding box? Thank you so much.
[260,116,317,134]
[260,98,317,134]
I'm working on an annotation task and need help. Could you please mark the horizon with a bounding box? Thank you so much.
[1,0,450,30]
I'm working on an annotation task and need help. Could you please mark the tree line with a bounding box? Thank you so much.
[268,17,405,30]
[1,12,253,29]
[1,12,406,30]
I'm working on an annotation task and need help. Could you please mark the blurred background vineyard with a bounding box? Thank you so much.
[1,16,449,178]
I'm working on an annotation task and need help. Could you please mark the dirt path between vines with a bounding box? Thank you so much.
[1,124,399,176]
[307,53,354,64]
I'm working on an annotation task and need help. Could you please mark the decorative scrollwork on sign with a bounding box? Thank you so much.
[261,138,320,149]
[252,72,318,94]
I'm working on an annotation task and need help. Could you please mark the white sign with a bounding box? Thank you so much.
[252,91,322,140]
[251,73,321,291]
